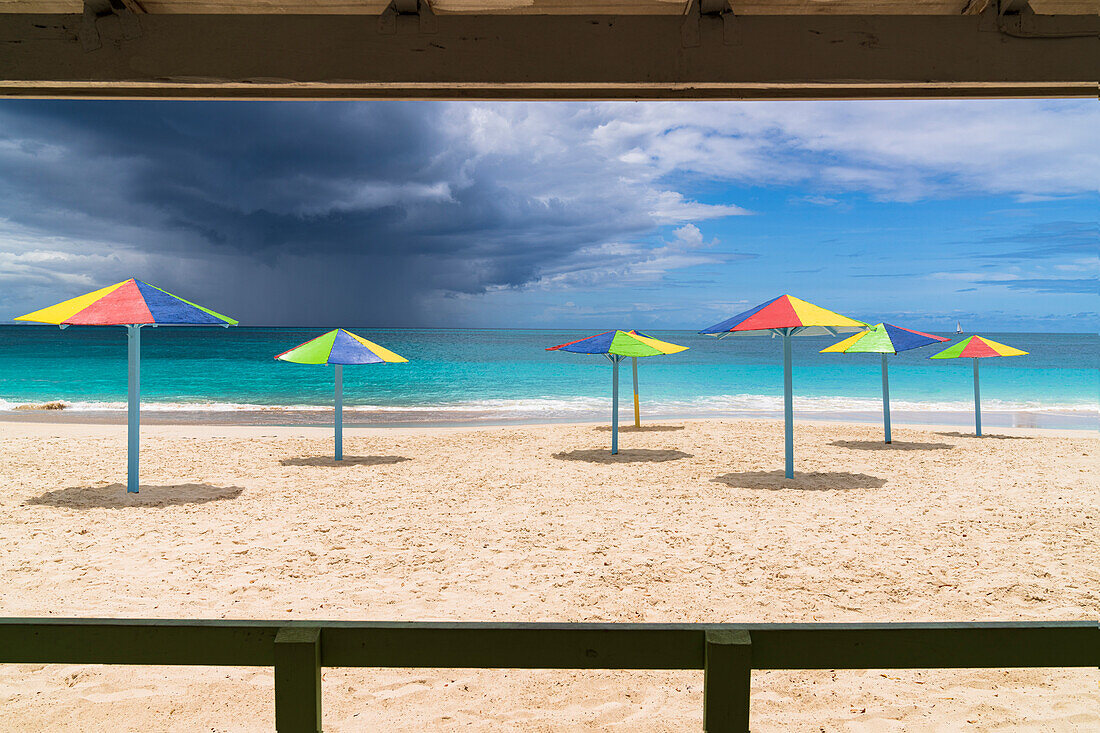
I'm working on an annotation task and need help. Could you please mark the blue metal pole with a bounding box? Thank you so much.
[881,353,892,444]
[127,325,140,493]
[973,358,982,437]
[783,332,793,479]
[611,357,619,455]
[334,364,343,461]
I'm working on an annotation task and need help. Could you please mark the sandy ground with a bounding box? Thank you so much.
[0,418,1096,731]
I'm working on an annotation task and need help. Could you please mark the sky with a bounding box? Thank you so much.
[0,99,1096,332]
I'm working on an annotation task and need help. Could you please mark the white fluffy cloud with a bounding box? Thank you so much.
[583,100,1100,200]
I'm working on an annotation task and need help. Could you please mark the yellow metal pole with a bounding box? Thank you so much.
[632,356,640,427]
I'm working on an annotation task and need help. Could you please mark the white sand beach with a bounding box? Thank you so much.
[0,417,1096,731]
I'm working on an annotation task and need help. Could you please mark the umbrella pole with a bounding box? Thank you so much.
[334,364,343,461]
[783,332,794,479]
[127,325,140,493]
[881,354,892,444]
[611,357,620,455]
[632,356,640,428]
[973,358,982,437]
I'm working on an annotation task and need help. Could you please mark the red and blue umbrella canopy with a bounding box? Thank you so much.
[701,295,865,478]
[822,323,949,444]
[929,335,1028,359]
[927,336,1027,437]
[700,294,865,336]
[15,278,237,326]
[822,323,948,354]
[15,278,237,494]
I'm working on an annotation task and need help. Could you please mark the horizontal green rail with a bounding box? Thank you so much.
[1,619,1097,732]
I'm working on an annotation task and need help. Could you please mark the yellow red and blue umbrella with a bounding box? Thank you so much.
[15,278,238,493]
[701,295,866,478]
[929,335,1027,436]
[546,330,687,454]
[822,323,949,443]
[276,329,408,460]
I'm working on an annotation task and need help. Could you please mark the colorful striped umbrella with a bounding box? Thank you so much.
[929,336,1027,436]
[15,278,237,493]
[547,330,688,454]
[276,329,408,460]
[822,323,949,443]
[701,295,866,478]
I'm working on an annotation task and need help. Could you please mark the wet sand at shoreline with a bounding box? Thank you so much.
[2,405,1095,431]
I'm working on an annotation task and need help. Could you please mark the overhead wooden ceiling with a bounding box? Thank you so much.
[0,0,1096,99]
[0,0,1096,13]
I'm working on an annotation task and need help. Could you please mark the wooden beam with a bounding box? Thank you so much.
[2,619,1093,732]
[704,630,752,733]
[0,10,1098,99]
[1,619,1097,670]
[274,627,322,733]
[3,1,1098,15]
[0,11,1095,100]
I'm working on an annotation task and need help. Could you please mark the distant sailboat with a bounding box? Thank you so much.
[956,321,963,334]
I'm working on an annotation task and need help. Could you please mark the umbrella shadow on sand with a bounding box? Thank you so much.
[280,455,410,467]
[830,440,954,451]
[25,483,244,509]
[713,470,886,491]
[553,448,692,464]
[934,432,1033,441]
[593,425,685,433]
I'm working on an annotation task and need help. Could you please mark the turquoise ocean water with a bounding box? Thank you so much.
[0,326,1096,429]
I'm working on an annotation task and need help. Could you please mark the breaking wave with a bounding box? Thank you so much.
[2,394,1095,418]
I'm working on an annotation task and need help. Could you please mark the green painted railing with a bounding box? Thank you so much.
[1,619,1097,732]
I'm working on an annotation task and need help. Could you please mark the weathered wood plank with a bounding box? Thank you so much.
[274,627,322,733]
[0,11,1095,100]
[0,619,1095,670]
[704,630,752,733]
[0,1,1096,15]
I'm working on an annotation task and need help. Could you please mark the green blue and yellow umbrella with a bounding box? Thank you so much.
[929,335,1027,437]
[546,330,688,454]
[276,329,408,460]
[822,323,949,443]
[701,295,866,478]
[15,278,238,493]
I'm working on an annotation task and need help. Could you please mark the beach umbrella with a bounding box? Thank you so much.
[546,330,688,454]
[700,295,866,478]
[15,278,237,493]
[821,323,949,444]
[929,335,1027,437]
[275,329,408,460]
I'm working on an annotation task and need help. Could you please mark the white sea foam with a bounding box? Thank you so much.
[652,394,1099,415]
[2,394,1095,416]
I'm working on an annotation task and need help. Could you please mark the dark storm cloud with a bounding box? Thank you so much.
[0,101,734,325]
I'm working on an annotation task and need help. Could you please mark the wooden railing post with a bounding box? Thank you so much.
[704,629,751,733]
[0,618,1096,731]
[275,627,322,733]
